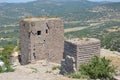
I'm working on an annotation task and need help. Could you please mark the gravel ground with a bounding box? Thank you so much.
[0,60,79,80]
[1,49,120,80]
[100,48,120,57]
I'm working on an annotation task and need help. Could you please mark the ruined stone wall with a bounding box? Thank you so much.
[63,38,100,69]
[20,21,31,64]
[46,19,64,63]
[30,20,49,62]
[64,41,77,67]
[64,41,77,58]
[20,18,64,65]
[76,41,100,67]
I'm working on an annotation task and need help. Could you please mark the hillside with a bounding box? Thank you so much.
[64,2,120,52]
[65,21,120,52]
[1,49,120,80]
[0,0,103,47]
[0,0,120,52]
[89,2,120,21]
[0,0,102,25]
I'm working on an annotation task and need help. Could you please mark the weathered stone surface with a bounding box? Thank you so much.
[62,38,100,73]
[20,17,64,65]
[61,55,76,74]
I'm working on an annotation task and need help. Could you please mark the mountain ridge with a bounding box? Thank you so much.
[0,0,104,25]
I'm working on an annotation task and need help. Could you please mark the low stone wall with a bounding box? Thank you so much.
[77,41,100,67]
[61,38,100,74]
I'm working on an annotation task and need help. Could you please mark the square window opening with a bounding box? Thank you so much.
[37,31,41,35]
[46,29,48,34]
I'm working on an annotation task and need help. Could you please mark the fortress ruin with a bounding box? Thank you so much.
[61,38,100,74]
[20,17,100,74]
[20,18,64,65]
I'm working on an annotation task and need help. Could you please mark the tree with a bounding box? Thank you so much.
[0,45,14,73]
[79,56,116,79]
[1,45,14,57]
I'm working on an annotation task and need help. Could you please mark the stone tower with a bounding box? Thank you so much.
[20,17,64,65]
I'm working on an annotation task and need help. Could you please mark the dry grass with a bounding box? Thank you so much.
[106,56,120,70]
[100,49,120,70]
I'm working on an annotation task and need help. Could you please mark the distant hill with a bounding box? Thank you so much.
[0,0,119,25]
[63,1,120,52]
[90,2,120,21]
[0,0,120,52]
[103,2,120,11]
[0,0,102,25]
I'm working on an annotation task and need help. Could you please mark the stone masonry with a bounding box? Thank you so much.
[61,38,100,74]
[20,17,64,65]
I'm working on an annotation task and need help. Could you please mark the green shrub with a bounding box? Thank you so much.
[52,66,61,70]
[0,57,14,73]
[1,45,14,57]
[0,66,4,73]
[70,73,89,79]
[79,56,116,79]
[0,45,15,73]
[69,73,81,79]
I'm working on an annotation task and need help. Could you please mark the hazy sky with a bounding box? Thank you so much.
[89,0,120,2]
[0,0,120,3]
[0,0,35,3]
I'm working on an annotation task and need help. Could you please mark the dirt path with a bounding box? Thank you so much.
[64,27,88,33]
[100,48,120,57]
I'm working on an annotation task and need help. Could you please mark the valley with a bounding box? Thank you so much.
[0,0,120,52]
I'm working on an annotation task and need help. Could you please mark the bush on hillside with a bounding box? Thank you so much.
[79,56,116,79]
[0,45,15,73]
